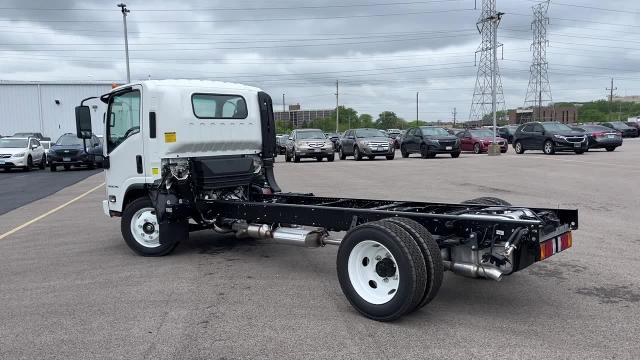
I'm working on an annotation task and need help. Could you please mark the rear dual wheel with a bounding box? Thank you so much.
[337,218,442,321]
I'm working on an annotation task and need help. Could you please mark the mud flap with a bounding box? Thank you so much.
[159,220,188,245]
[152,191,189,245]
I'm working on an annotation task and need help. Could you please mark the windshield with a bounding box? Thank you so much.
[0,138,28,148]
[470,129,494,137]
[542,123,573,132]
[610,122,630,129]
[297,131,326,140]
[420,127,450,136]
[355,129,387,138]
[56,134,83,146]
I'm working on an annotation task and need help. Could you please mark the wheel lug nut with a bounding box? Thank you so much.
[375,255,382,261]
[382,278,389,283]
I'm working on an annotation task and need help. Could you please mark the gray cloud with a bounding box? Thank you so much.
[0,0,638,121]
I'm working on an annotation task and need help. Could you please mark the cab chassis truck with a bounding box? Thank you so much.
[75,80,577,321]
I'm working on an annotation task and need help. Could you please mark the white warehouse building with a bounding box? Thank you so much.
[0,81,114,140]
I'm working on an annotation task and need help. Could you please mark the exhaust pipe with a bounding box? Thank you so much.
[232,223,325,247]
[443,261,504,281]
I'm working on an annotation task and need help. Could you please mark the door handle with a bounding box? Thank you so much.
[136,155,143,174]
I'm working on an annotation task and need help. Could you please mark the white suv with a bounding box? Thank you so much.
[0,137,46,171]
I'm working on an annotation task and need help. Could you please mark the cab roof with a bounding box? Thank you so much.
[112,79,263,94]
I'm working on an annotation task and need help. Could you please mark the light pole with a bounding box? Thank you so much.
[117,3,131,83]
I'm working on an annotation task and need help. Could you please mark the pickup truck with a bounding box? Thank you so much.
[74,80,578,321]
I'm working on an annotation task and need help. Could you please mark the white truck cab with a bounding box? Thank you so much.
[77,80,274,216]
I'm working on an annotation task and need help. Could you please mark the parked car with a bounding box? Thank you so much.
[572,124,623,151]
[498,125,519,144]
[624,121,640,135]
[457,128,508,154]
[400,126,461,158]
[337,128,395,161]
[513,122,588,155]
[48,133,102,171]
[276,134,289,155]
[40,140,51,164]
[443,128,460,136]
[386,129,402,148]
[0,136,46,171]
[285,129,335,162]
[599,122,638,138]
[324,132,340,151]
[12,132,51,141]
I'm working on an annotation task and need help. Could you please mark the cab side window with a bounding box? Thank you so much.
[107,90,141,153]
[522,124,534,132]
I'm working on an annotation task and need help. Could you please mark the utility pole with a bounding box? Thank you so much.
[117,3,131,83]
[416,92,419,126]
[282,93,285,113]
[452,107,457,127]
[607,78,617,121]
[335,80,339,133]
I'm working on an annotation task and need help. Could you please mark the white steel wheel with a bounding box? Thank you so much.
[347,240,400,305]
[130,207,160,248]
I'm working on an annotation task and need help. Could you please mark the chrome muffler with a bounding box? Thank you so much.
[232,223,326,247]
[443,261,504,281]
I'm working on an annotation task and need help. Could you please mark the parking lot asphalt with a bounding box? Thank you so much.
[0,139,639,360]
[0,167,101,215]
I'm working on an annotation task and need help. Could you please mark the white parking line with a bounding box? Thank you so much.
[0,182,105,241]
[514,155,638,170]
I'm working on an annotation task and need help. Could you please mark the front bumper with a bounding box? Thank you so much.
[0,156,26,168]
[49,154,94,166]
[553,139,589,151]
[479,142,508,152]
[361,144,394,156]
[294,148,333,157]
[589,138,623,148]
[428,142,461,154]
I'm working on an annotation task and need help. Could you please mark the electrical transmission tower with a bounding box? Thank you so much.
[469,0,505,125]
[523,0,552,122]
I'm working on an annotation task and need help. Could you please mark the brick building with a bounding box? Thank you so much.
[508,106,578,124]
[274,104,334,128]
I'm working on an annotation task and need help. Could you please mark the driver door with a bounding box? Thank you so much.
[105,86,145,212]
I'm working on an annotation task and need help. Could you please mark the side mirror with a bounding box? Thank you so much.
[31,145,38,150]
[75,106,93,139]
[288,137,293,141]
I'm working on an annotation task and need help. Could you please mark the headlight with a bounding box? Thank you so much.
[251,156,262,174]
[325,141,333,147]
[553,134,566,140]
[359,140,369,146]
[296,141,308,148]
[162,158,190,180]
[430,139,440,144]
[13,152,25,157]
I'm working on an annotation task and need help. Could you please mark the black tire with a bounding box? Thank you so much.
[574,150,584,155]
[543,140,555,155]
[450,152,460,158]
[420,144,429,159]
[473,143,481,154]
[293,149,300,163]
[606,147,616,152]
[121,197,181,257]
[514,141,525,154]
[285,150,291,162]
[23,156,33,172]
[316,156,323,162]
[461,197,512,206]
[50,165,56,172]
[368,155,375,160]
[339,146,347,160]
[354,147,363,161]
[400,145,409,158]
[337,222,427,322]
[39,156,45,169]
[327,154,335,162]
[379,217,443,310]
[386,154,395,160]
[64,165,71,170]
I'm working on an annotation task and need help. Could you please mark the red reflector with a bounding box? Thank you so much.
[261,187,273,195]
[539,232,572,261]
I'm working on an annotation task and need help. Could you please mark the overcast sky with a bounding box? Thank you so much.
[1,0,639,121]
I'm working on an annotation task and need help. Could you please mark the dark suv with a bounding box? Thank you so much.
[513,122,588,155]
[600,122,639,138]
[49,133,102,171]
[400,126,461,158]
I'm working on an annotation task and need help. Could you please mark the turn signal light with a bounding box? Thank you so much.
[539,232,572,261]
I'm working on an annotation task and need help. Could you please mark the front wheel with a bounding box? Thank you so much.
[354,147,363,161]
[473,143,481,154]
[400,145,409,158]
[514,141,525,154]
[39,156,45,169]
[23,156,33,172]
[574,150,585,155]
[337,222,427,321]
[420,144,429,159]
[339,147,347,160]
[121,197,181,257]
[327,154,335,162]
[543,140,555,155]
[285,150,291,162]
[606,147,616,152]
[450,152,460,158]
[386,154,395,160]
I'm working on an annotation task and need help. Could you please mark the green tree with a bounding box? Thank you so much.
[375,111,407,130]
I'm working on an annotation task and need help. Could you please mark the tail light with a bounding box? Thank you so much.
[592,132,605,138]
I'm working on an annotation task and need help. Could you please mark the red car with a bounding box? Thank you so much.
[457,128,508,154]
